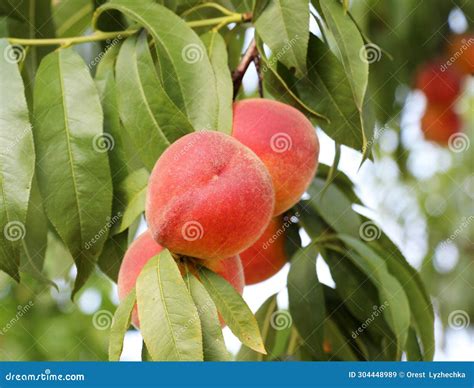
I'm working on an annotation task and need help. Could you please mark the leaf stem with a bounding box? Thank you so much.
[7,13,251,47]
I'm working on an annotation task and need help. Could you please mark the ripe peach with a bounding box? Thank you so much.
[448,33,474,75]
[415,61,462,104]
[421,104,461,145]
[117,230,245,327]
[232,99,319,216]
[146,131,275,260]
[239,216,288,285]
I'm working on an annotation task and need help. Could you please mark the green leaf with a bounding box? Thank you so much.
[371,232,435,360]
[136,251,203,361]
[111,168,149,235]
[255,0,309,76]
[296,35,369,152]
[201,31,233,134]
[237,294,282,361]
[98,229,128,282]
[115,33,194,170]
[109,289,135,361]
[336,235,411,359]
[199,266,265,354]
[318,0,368,110]
[288,244,325,358]
[306,178,361,237]
[185,272,230,361]
[405,327,423,361]
[95,0,219,131]
[325,319,358,361]
[95,42,130,186]
[0,39,35,281]
[33,48,113,296]
[53,0,93,38]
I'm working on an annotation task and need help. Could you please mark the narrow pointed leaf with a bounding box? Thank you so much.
[109,289,136,361]
[185,272,230,361]
[115,33,194,170]
[288,244,325,358]
[255,0,309,76]
[98,229,128,282]
[53,0,93,37]
[201,31,233,134]
[0,39,35,281]
[136,251,203,361]
[33,48,113,296]
[199,267,266,354]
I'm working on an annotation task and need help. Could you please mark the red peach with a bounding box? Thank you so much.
[146,131,275,260]
[240,216,288,285]
[232,99,319,216]
[117,230,245,328]
[415,61,462,104]
[448,33,474,75]
[421,104,461,145]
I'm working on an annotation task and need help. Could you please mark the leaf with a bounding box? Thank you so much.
[0,39,35,281]
[237,294,281,361]
[306,178,361,237]
[33,48,113,296]
[136,251,203,361]
[254,0,309,76]
[98,229,127,282]
[109,289,135,361]
[115,33,194,170]
[296,35,369,152]
[318,0,368,110]
[371,232,435,360]
[336,235,411,359]
[200,31,233,134]
[287,244,325,358]
[185,272,230,361]
[199,267,265,354]
[94,0,219,131]
[405,327,423,361]
[95,43,130,186]
[325,319,358,361]
[111,168,149,235]
[53,0,93,38]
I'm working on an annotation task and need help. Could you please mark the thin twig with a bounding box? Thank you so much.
[232,38,258,99]
[253,54,264,97]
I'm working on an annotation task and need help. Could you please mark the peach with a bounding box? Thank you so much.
[415,61,462,104]
[146,131,275,260]
[232,99,319,216]
[117,230,245,327]
[240,216,288,285]
[448,33,474,75]
[421,104,461,145]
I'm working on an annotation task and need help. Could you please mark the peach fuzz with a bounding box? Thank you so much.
[117,230,245,328]
[232,99,319,216]
[146,131,275,260]
[240,216,288,285]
